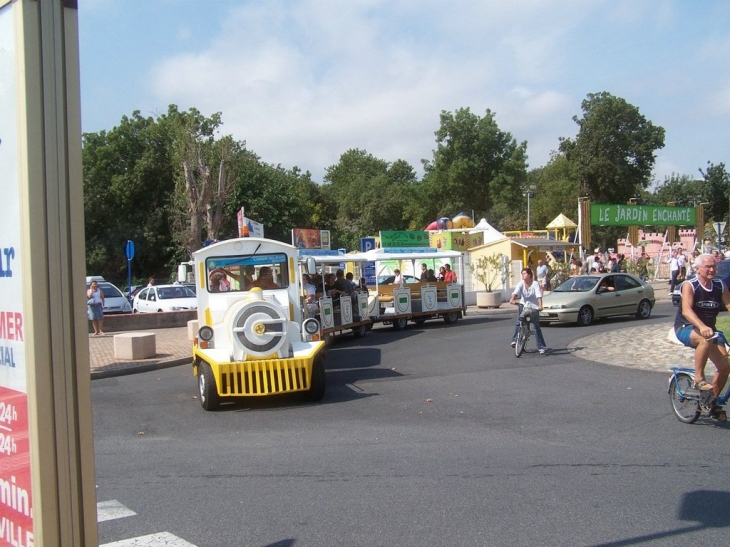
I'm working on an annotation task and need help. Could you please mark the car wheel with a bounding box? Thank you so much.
[636,299,652,319]
[198,362,220,411]
[577,306,594,326]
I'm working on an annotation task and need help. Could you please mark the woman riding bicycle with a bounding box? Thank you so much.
[510,267,548,355]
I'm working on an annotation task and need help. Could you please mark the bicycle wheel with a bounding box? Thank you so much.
[669,374,700,424]
[515,324,527,357]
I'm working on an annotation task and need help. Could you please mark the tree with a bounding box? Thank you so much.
[524,153,581,232]
[164,106,241,258]
[419,108,528,229]
[559,92,665,203]
[228,160,330,244]
[653,173,707,207]
[698,162,730,222]
[323,149,417,248]
[83,111,177,282]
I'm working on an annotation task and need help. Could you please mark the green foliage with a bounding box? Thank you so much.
[525,153,581,231]
[654,174,706,206]
[559,92,665,203]
[470,253,505,292]
[228,161,327,244]
[323,149,417,246]
[420,108,528,227]
[699,162,730,221]
[82,97,726,285]
[83,111,177,282]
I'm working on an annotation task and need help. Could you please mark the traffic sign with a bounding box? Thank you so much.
[714,221,727,239]
[125,240,135,260]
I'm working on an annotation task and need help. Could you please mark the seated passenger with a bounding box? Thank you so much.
[249,266,280,289]
[209,269,230,292]
[334,269,353,296]
[242,265,255,289]
[302,274,317,317]
[426,269,438,282]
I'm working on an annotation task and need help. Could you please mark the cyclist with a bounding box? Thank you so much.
[509,267,548,355]
[674,253,730,399]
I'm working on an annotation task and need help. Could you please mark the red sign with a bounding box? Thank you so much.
[0,387,33,546]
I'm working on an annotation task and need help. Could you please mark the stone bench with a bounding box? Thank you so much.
[114,332,156,360]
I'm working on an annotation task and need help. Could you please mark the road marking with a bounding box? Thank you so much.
[97,500,137,522]
[100,532,198,547]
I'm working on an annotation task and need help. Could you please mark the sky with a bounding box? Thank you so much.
[78,0,730,186]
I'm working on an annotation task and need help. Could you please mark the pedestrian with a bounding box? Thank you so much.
[667,249,680,294]
[86,280,105,335]
[536,259,550,292]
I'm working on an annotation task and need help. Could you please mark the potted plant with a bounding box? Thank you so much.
[471,253,505,308]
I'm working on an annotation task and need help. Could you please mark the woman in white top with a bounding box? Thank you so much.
[509,267,547,354]
[86,280,106,335]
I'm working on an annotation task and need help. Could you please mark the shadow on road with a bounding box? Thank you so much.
[587,490,730,547]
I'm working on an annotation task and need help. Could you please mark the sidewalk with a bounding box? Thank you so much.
[88,280,682,379]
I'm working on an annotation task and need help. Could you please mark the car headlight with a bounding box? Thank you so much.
[198,326,214,342]
[548,304,567,309]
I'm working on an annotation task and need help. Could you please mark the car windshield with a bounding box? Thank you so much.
[157,287,195,299]
[96,284,123,299]
[553,276,600,293]
[205,253,289,293]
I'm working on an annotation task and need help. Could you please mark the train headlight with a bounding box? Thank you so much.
[302,318,321,341]
[198,326,214,342]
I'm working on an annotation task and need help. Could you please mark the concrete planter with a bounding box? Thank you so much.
[476,291,502,308]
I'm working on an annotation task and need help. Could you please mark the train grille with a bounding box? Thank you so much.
[217,358,310,395]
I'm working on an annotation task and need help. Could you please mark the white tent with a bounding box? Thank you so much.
[469,218,507,244]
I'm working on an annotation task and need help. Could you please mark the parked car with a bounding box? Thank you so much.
[124,284,144,303]
[671,258,730,306]
[183,282,197,295]
[132,284,197,313]
[376,274,419,285]
[86,279,132,314]
[540,273,655,326]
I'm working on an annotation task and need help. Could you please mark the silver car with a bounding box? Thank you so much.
[540,273,655,326]
[86,281,132,314]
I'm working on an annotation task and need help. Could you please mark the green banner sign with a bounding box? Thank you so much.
[379,230,430,247]
[590,204,696,227]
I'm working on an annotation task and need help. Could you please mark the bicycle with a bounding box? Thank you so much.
[668,332,729,423]
[514,306,539,358]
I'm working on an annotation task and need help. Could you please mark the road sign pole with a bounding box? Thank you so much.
[125,240,135,297]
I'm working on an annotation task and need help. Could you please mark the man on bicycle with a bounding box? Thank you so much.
[674,253,730,398]
[509,267,548,354]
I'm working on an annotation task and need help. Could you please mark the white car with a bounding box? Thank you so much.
[132,284,197,313]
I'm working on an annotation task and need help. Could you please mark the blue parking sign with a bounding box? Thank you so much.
[360,237,375,252]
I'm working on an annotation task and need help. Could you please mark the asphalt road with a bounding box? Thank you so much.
[92,301,730,547]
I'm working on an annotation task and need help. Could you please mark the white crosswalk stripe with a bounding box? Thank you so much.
[97,500,137,523]
[97,500,198,547]
[100,531,197,547]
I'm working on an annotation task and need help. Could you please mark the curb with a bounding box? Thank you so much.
[90,357,191,380]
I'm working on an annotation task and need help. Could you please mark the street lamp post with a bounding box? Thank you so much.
[524,185,536,231]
